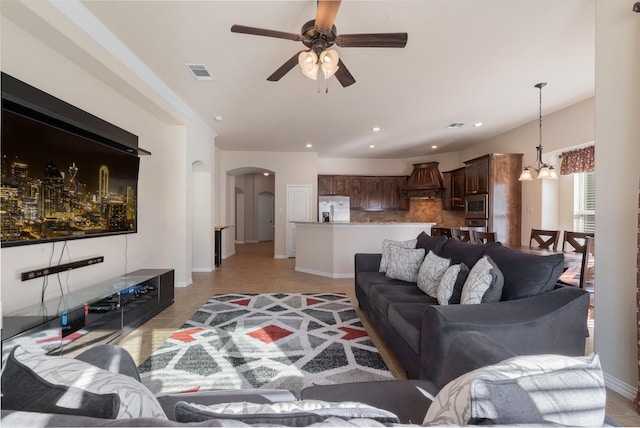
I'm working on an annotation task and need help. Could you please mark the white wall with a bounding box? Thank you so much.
[0,18,177,310]
[593,0,640,397]
[219,151,318,258]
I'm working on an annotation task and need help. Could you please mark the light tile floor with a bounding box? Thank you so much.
[114,241,640,426]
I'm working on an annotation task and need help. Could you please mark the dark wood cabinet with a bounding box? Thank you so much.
[442,167,465,210]
[463,154,523,247]
[319,175,408,210]
[465,156,489,194]
[318,175,349,196]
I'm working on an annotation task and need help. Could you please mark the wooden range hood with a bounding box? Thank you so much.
[402,162,444,199]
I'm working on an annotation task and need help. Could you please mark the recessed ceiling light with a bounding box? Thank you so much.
[263,172,269,176]
[431,145,438,149]
[369,144,375,149]
[215,115,223,121]
[372,127,381,132]
[474,122,483,127]
[306,143,313,148]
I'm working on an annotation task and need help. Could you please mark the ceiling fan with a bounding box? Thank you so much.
[230,0,408,87]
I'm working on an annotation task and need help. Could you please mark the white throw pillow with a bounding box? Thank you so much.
[460,256,504,304]
[379,238,417,273]
[423,353,605,426]
[2,346,166,419]
[384,245,425,282]
[417,251,451,297]
[436,263,470,305]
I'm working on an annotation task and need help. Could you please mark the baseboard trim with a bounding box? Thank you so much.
[604,372,637,400]
[274,254,289,259]
[192,267,213,273]
[294,266,354,279]
[175,281,191,288]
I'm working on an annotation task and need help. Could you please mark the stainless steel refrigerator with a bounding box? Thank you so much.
[318,196,350,223]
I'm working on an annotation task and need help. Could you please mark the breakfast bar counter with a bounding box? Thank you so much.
[293,222,434,278]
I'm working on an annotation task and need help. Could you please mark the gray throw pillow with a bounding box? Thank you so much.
[385,245,425,282]
[174,400,400,425]
[415,231,448,255]
[417,251,451,297]
[436,263,470,305]
[1,346,166,420]
[460,256,504,304]
[379,238,417,273]
[423,353,605,426]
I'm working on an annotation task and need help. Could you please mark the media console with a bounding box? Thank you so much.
[1,269,174,358]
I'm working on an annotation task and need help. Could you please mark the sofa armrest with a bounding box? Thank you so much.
[354,253,382,275]
[419,286,590,386]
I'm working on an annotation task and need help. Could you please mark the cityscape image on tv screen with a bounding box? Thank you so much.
[1,108,139,247]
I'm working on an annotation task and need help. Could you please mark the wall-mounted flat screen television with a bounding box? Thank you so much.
[1,73,141,248]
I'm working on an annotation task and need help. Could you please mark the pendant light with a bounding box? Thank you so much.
[519,82,559,181]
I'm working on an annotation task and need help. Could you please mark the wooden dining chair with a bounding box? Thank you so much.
[430,227,452,239]
[472,231,497,245]
[562,231,595,253]
[579,236,595,293]
[529,229,561,251]
[451,229,471,242]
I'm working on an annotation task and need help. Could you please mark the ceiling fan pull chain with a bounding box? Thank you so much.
[326,85,329,94]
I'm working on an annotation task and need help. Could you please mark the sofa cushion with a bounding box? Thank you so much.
[483,244,565,300]
[369,285,436,318]
[423,353,605,426]
[437,263,470,305]
[1,346,166,420]
[416,231,448,255]
[417,251,451,297]
[387,303,427,354]
[460,256,504,304]
[385,246,425,282]
[438,240,498,269]
[379,238,417,272]
[174,399,400,425]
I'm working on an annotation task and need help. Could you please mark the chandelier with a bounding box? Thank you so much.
[518,82,559,181]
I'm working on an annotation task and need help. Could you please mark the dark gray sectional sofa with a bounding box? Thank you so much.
[354,232,590,383]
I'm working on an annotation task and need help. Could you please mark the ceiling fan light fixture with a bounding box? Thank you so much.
[298,50,319,80]
[319,49,339,79]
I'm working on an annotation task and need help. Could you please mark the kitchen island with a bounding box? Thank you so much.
[294,222,434,278]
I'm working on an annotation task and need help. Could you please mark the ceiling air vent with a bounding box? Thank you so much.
[185,64,214,81]
[447,122,465,129]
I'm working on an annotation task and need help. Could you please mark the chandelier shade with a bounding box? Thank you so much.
[298,49,339,81]
[518,82,559,181]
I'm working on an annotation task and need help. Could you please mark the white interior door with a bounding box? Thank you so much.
[258,192,274,241]
[286,185,312,257]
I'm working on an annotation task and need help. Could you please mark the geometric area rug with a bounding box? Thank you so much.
[137,293,394,395]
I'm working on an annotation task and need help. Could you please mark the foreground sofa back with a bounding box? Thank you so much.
[354,234,590,383]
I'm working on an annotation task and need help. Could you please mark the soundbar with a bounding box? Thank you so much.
[21,256,104,281]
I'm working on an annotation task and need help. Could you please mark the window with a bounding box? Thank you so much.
[573,171,595,233]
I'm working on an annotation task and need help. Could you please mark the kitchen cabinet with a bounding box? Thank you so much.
[462,154,523,247]
[442,167,465,210]
[465,156,489,194]
[319,175,408,210]
[318,175,349,196]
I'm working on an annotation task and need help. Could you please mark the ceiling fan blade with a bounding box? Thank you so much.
[315,0,341,34]
[267,51,305,82]
[336,33,408,48]
[334,59,355,87]
[231,24,302,42]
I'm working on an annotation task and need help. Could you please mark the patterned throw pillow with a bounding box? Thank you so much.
[1,346,167,419]
[460,256,504,304]
[384,245,426,282]
[379,238,417,273]
[174,400,399,425]
[436,263,470,305]
[423,353,605,426]
[417,251,451,297]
